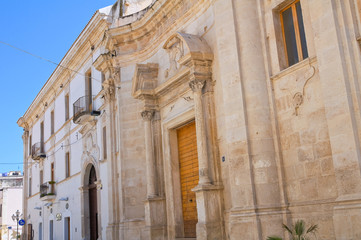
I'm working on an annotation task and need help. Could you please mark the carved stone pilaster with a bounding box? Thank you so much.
[110,67,120,84]
[22,130,29,141]
[141,110,155,121]
[141,109,157,198]
[189,78,211,185]
[103,80,116,103]
[189,79,205,92]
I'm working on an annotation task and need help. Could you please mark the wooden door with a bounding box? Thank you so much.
[27,224,33,240]
[89,166,98,240]
[177,121,199,238]
[65,217,70,240]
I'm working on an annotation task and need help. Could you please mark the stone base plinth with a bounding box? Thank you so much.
[193,184,224,240]
[333,195,361,239]
[144,197,167,240]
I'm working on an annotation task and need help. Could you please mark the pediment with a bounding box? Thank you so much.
[132,33,213,100]
[163,32,213,63]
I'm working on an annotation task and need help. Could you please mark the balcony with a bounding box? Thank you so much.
[31,142,46,161]
[73,95,101,124]
[40,181,56,201]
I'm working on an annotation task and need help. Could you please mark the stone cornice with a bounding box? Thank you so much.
[19,10,111,129]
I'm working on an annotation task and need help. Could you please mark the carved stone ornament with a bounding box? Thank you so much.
[103,80,116,102]
[111,67,120,84]
[81,132,100,163]
[280,65,315,115]
[141,110,154,121]
[189,79,205,92]
[164,36,184,78]
[293,92,303,115]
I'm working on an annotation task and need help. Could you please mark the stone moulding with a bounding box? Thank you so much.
[132,32,213,103]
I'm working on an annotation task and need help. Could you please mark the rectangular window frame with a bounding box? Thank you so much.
[65,152,70,178]
[103,126,107,160]
[40,121,44,152]
[65,94,70,121]
[51,110,55,135]
[29,135,32,156]
[280,0,308,67]
[40,170,43,185]
[85,70,93,110]
[29,177,32,197]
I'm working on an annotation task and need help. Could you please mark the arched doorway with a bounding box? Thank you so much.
[88,165,98,240]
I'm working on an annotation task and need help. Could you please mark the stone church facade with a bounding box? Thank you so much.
[18,0,361,239]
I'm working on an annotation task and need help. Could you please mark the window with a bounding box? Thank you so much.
[65,94,69,121]
[50,163,55,193]
[103,126,107,159]
[29,177,32,196]
[49,220,53,240]
[85,70,92,109]
[40,170,43,185]
[65,152,70,178]
[0,204,2,217]
[280,0,308,66]
[51,110,55,135]
[40,121,44,146]
[39,222,43,240]
[29,135,32,156]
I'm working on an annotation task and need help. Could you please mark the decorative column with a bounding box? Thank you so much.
[79,186,90,239]
[189,79,211,185]
[188,78,224,240]
[141,109,167,240]
[21,129,29,239]
[141,109,157,198]
[103,74,121,240]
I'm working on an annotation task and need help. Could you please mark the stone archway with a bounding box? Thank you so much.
[80,162,101,240]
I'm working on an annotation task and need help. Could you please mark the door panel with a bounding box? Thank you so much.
[177,121,199,238]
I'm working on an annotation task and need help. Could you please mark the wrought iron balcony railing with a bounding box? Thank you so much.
[31,142,46,161]
[40,181,56,200]
[73,95,101,124]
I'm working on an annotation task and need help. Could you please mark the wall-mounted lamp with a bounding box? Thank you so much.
[59,197,68,201]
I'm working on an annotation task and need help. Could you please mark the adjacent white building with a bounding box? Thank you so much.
[0,171,23,240]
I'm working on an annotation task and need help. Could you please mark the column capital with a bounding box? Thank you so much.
[189,79,205,92]
[103,80,116,102]
[22,130,29,141]
[141,110,155,121]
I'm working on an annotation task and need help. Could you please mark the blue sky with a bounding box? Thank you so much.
[0,0,116,173]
